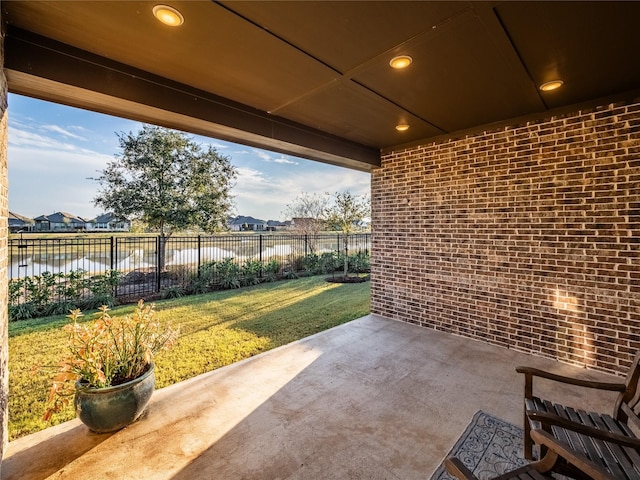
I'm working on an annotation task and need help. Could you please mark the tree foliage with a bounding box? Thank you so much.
[94,125,237,238]
[325,191,370,277]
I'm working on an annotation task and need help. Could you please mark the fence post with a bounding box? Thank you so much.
[156,236,161,293]
[197,235,202,278]
[259,234,263,279]
[110,236,115,271]
[305,235,308,257]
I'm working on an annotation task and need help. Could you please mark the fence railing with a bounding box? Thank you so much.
[9,233,371,302]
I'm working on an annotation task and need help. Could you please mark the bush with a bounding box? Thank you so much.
[216,258,241,289]
[8,302,37,321]
[161,285,185,299]
[301,253,320,274]
[301,252,339,274]
[9,269,120,321]
[299,251,370,277]
[241,258,262,286]
[189,261,217,294]
[263,259,281,282]
[348,251,371,273]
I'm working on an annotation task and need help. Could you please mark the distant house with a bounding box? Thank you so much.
[8,212,34,233]
[228,215,266,232]
[266,220,287,231]
[34,212,88,232]
[86,213,130,232]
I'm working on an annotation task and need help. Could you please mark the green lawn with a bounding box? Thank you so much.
[8,275,370,440]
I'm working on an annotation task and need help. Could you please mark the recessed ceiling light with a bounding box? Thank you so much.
[395,124,410,132]
[389,55,413,70]
[539,80,563,92]
[153,5,184,26]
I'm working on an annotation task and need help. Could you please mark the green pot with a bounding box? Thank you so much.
[74,363,155,433]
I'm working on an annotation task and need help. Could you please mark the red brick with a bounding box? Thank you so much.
[372,100,640,376]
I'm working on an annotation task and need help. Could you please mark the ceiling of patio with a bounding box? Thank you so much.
[3,1,640,171]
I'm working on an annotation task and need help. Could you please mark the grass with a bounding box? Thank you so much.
[8,275,370,441]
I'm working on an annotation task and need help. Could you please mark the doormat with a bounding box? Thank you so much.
[430,411,529,480]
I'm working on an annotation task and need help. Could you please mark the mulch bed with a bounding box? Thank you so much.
[325,275,370,284]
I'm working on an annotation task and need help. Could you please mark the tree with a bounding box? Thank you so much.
[94,125,237,270]
[325,191,370,278]
[284,192,330,253]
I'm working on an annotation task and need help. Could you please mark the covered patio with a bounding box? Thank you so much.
[1,1,640,477]
[3,315,617,479]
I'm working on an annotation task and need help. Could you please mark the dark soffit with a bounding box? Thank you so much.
[3,1,640,171]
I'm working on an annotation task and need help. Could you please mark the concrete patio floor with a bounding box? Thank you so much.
[2,314,619,480]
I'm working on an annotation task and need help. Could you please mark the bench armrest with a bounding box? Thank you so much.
[444,457,479,480]
[516,366,626,392]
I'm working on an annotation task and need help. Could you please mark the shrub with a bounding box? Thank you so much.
[8,302,36,321]
[9,270,121,321]
[161,285,185,299]
[348,251,371,273]
[216,258,241,289]
[299,251,370,277]
[23,272,60,309]
[319,252,340,274]
[55,269,87,302]
[189,261,217,294]
[301,253,320,274]
[263,259,281,282]
[88,269,120,297]
[241,258,262,286]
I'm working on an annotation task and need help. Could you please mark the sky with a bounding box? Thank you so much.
[7,93,371,222]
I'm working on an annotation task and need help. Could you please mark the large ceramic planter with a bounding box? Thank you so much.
[74,363,155,433]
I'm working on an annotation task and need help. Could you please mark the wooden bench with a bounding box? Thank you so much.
[516,353,640,460]
[516,352,640,478]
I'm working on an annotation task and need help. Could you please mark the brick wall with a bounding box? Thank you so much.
[371,101,640,376]
[0,25,8,471]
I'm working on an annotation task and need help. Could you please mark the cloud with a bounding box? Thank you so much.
[249,149,299,165]
[276,166,370,197]
[42,124,87,141]
[234,167,271,189]
[232,149,251,155]
[9,127,72,150]
[9,145,114,175]
[203,140,231,150]
[274,156,299,165]
[9,124,117,160]
[254,150,273,162]
[232,167,289,218]
[231,163,370,220]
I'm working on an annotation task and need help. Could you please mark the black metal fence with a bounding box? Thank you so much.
[10,233,371,302]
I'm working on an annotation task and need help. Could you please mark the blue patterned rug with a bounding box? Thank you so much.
[430,411,529,480]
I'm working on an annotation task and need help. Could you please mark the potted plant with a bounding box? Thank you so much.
[44,300,178,433]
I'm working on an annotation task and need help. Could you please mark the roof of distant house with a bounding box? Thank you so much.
[228,215,266,225]
[92,212,127,223]
[34,212,89,223]
[8,211,33,223]
[266,220,287,226]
